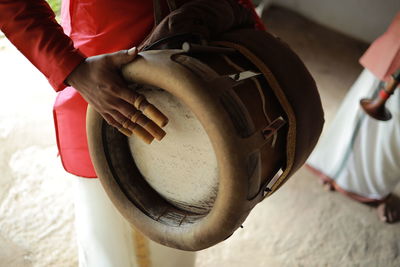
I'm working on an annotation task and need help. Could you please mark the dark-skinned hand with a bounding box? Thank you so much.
[65,47,141,133]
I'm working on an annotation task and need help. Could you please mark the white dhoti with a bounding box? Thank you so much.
[307,69,400,200]
[73,177,196,267]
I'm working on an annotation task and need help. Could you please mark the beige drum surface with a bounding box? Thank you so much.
[129,88,219,214]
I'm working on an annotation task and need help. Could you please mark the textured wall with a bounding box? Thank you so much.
[258,0,400,42]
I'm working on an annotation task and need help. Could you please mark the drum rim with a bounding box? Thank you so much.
[87,49,260,250]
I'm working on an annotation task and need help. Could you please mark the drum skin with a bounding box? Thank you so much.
[87,32,323,250]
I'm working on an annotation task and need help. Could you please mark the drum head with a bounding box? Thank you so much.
[128,88,219,214]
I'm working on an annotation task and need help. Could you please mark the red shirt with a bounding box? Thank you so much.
[0,0,263,178]
[53,0,154,177]
[1,0,154,177]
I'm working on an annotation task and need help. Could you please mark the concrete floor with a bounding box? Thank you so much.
[1,6,399,267]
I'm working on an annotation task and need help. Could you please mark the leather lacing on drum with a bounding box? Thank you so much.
[214,41,297,198]
[221,54,279,147]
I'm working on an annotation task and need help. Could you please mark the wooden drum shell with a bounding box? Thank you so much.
[87,49,287,250]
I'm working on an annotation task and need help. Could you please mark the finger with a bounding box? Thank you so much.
[117,101,166,141]
[118,127,134,137]
[130,110,166,141]
[142,103,169,127]
[103,74,168,136]
[131,93,169,127]
[111,110,155,144]
[103,113,123,129]
[117,89,169,127]
[109,47,138,67]
[103,113,133,137]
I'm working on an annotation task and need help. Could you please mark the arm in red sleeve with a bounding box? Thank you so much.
[0,0,86,91]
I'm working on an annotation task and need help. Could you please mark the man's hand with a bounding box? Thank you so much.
[65,47,140,132]
[65,47,168,143]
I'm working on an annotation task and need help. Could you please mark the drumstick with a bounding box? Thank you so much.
[130,110,166,141]
[132,93,169,127]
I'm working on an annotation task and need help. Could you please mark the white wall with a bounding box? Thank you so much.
[261,0,400,43]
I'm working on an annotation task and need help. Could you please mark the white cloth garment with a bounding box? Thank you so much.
[307,69,400,200]
[73,177,196,267]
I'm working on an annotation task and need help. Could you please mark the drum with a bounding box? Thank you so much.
[87,30,324,251]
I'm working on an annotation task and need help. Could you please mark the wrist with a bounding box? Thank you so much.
[64,58,87,88]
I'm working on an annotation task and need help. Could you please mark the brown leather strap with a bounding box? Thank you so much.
[153,0,168,25]
[153,0,181,25]
[166,0,178,11]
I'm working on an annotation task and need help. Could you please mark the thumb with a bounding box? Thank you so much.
[110,47,138,66]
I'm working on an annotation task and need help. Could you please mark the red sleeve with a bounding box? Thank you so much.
[0,0,86,91]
